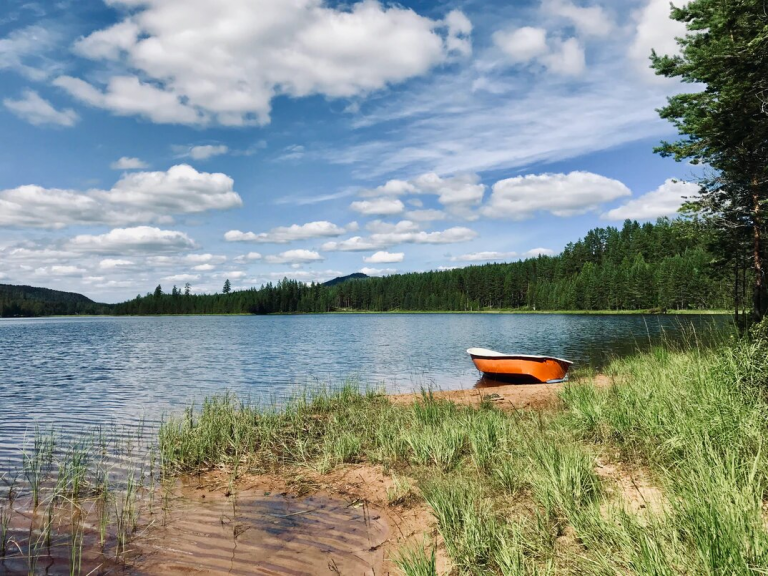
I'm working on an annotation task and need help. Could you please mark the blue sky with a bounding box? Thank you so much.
[0,0,700,302]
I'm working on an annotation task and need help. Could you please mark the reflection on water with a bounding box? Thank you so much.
[0,313,731,470]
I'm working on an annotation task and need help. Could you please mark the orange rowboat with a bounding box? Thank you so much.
[467,348,573,384]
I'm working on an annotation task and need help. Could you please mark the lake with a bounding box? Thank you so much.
[0,313,730,470]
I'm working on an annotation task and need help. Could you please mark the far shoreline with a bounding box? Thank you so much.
[1,309,733,319]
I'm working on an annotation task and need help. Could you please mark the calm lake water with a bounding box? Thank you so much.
[0,313,730,470]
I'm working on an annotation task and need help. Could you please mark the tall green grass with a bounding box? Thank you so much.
[156,327,768,575]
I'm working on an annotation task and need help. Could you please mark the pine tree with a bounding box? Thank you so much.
[652,0,768,321]
[223,279,231,294]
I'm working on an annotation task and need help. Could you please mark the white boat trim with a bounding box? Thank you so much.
[467,348,573,365]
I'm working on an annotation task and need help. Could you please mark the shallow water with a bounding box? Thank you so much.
[0,313,730,471]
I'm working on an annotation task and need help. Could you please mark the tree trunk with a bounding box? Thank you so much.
[734,255,739,323]
[752,177,765,323]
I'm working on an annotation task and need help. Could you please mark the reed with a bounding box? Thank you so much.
[394,542,437,576]
[155,324,768,575]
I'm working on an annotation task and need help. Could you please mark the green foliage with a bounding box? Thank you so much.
[115,218,733,315]
[652,0,768,321]
[0,283,109,317]
[395,543,438,576]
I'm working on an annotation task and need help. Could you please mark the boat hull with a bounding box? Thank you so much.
[469,353,571,384]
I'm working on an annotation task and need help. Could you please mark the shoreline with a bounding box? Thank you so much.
[3,309,733,319]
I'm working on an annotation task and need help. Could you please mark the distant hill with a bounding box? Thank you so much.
[322,273,369,287]
[0,284,109,317]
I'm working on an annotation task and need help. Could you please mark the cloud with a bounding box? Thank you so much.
[0,164,242,229]
[359,173,484,217]
[629,0,689,80]
[193,264,215,271]
[99,258,134,269]
[218,271,247,279]
[360,267,397,276]
[67,226,197,254]
[3,90,79,126]
[233,252,263,262]
[350,198,405,216]
[110,157,149,170]
[492,26,548,64]
[323,226,477,251]
[0,25,62,80]
[34,265,86,277]
[493,26,584,76]
[525,247,555,257]
[482,171,631,220]
[405,209,446,222]
[602,179,700,221]
[164,273,199,282]
[364,251,404,264]
[188,145,229,160]
[224,221,349,244]
[542,0,614,38]
[452,251,517,262]
[183,253,227,264]
[366,220,421,234]
[62,0,470,126]
[444,10,473,57]
[265,249,324,264]
[275,145,305,162]
[540,38,585,76]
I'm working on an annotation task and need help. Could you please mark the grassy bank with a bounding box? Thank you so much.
[159,334,768,574]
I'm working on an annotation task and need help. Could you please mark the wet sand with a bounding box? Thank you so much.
[131,466,445,576]
[390,374,613,410]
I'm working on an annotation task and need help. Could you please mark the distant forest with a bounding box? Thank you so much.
[0,284,109,317]
[112,218,735,316]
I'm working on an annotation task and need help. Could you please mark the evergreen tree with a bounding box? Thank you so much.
[154,285,163,298]
[652,0,768,321]
[223,279,232,294]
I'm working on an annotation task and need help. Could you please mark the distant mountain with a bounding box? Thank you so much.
[322,273,369,287]
[0,284,108,317]
[0,284,95,304]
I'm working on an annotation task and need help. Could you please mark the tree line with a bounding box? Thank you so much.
[0,284,109,318]
[113,218,734,316]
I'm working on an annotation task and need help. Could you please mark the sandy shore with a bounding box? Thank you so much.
[389,374,613,410]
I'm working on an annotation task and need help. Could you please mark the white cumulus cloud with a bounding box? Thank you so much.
[323,226,477,252]
[67,226,197,254]
[350,198,405,216]
[482,171,631,220]
[0,164,242,229]
[224,221,349,244]
[629,0,690,81]
[61,0,470,126]
[363,251,404,264]
[265,249,324,264]
[602,179,699,221]
[492,27,549,64]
